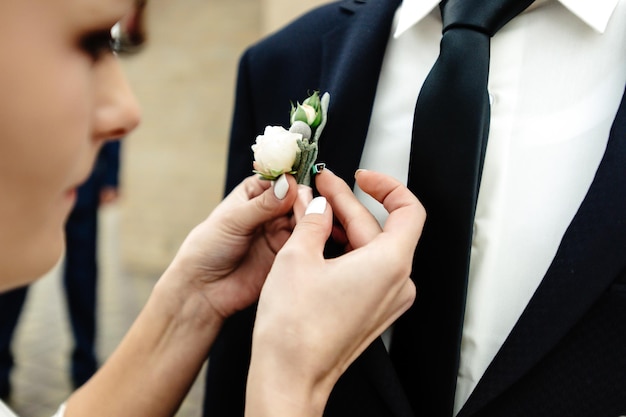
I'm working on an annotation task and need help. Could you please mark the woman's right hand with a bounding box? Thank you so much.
[246,169,426,417]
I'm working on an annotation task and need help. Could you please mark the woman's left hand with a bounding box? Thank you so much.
[160,173,300,321]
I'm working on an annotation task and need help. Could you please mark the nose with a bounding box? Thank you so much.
[93,55,142,141]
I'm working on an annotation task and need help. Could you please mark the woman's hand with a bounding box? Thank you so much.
[246,169,426,417]
[159,173,299,322]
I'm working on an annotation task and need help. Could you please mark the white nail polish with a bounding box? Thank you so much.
[273,174,289,200]
[305,197,327,215]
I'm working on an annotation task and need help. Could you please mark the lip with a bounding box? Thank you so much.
[64,188,78,203]
[66,168,93,200]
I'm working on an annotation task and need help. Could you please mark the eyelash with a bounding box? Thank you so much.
[79,30,116,60]
[80,27,142,60]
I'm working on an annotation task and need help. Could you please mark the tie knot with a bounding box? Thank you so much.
[440,0,534,36]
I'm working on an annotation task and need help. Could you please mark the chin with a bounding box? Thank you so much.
[0,255,62,293]
[0,231,65,292]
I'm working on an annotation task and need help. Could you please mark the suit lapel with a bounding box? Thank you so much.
[459,84,626,416]
[315,0,401,188]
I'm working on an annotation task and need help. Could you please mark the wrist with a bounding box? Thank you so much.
[152,263,224,346]
[245,329,337,417]
[246,361,332,417]
[64,267,224,417]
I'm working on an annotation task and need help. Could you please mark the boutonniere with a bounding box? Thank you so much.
[252,91,330,186]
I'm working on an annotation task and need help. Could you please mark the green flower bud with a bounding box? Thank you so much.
[290,91,323,128]
[303,91,321,109]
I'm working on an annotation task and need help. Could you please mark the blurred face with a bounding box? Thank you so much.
[0,0,142,290]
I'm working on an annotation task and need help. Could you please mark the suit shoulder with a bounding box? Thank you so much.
[249,0,374,51]
[234,0,390,87]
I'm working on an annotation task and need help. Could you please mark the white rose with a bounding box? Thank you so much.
[252,126,301,179]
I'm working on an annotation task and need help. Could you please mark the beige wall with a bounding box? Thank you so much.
[118,0,330,276]
[119,0,260,276]
[261,0,331,35]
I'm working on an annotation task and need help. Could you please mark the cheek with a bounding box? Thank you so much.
[1,51,92,209]
[1,40,93,187]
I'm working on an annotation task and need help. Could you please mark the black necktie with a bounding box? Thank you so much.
[389,1,534,416]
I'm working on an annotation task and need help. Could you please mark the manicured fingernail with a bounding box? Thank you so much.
[273,174,289,200]
[305,197,327,215]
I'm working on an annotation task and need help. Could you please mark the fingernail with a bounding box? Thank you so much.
[305,197,327,215]
[355,168,367,178]
[273,174,289,200]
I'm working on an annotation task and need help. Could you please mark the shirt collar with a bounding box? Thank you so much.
[393,0,620,38]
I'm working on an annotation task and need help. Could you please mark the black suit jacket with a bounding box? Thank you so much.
[204,1,626,416]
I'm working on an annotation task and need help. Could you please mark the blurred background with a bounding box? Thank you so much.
[121,0,329,277]
[6,0,328,415]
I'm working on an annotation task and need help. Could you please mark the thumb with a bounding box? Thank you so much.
[226,174,297,233]
[282,197,332,254]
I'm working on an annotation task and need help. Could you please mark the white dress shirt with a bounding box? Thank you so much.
[0,401,17,417]
[353,0,626,413]
[0,400,65,417]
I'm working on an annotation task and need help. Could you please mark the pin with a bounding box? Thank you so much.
[311,163,326,175]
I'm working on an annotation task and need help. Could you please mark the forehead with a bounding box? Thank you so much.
[0,0,137,29]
